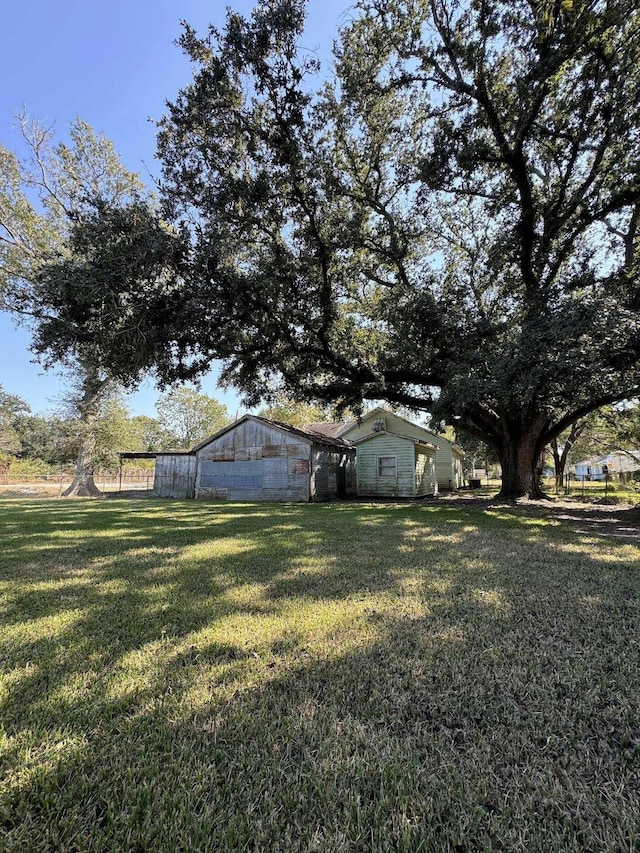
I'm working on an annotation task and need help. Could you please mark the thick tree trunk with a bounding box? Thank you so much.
[497,423,546,499]
[62,434,102,497]
[62,369,110,498]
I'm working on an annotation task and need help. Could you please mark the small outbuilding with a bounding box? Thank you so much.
[154,452,196,498]
[352,431,437,498]
[148,415,357,502]
[117,451,196,498]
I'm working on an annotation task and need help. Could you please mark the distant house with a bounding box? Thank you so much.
[309,407,465,496]
[572,451,640,481]
[152,415,356,502]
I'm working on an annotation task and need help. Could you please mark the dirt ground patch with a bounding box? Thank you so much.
[433,492,640,542]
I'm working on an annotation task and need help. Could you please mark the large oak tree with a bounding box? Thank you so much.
[159,1,636,496]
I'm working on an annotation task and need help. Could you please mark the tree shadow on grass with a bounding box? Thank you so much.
[1,498,639,850]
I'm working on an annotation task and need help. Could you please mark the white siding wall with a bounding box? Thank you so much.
[355,434,417,497]
[343,411,462,490]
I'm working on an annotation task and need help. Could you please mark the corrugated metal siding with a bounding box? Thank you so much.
[197,457,309,502]
[310,447,357,500]
[199,418,308,455]
[153,456,196,498]
[311,448,334,499]
[152,419,357,503]
[345,453,357,496]
[355,434,417,497]
[195,418,313,502]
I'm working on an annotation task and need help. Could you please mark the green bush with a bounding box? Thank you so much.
[9,457,54,476]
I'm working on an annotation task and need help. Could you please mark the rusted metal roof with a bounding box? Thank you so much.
[192,414,355,453]
[254,417,355,449]
[118,451,194,459]
[305,421,356,439]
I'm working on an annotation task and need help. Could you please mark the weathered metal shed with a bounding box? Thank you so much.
[192,415,356,502]
[153,452,196,498]
[121,417,356,501]
[118,451,195,498]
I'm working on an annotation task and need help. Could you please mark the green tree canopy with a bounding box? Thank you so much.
[129,414,176,453]
[14,412,80,468]
[0,117,187,494]
[0,385,30,456]
[155,387,230,449]
[564,402,640,462]
[155,0,640,497]
[257,392,333,427]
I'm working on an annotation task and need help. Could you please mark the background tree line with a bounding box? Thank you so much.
[3,372,639,483]
[0,384,230,474]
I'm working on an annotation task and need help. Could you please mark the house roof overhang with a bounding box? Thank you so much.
[352,430,437,451]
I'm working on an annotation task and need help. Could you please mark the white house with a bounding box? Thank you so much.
[572,451,640,481]
[309,407,465,495]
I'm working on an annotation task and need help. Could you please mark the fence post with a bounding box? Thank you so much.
[582,475,585,500]
[605,471,609,500]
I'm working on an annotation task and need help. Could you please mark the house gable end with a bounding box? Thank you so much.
[353,430,436,451]
[342,408,444,446]
[194,415,313,455]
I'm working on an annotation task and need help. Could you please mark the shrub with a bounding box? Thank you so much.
[9,457,54,476]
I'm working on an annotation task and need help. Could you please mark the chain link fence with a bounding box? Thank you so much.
[0,468,155,498]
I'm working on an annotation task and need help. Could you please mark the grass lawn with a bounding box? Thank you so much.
[1,498,639,851]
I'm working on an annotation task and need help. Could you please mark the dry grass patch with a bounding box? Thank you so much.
[0,498,639,851]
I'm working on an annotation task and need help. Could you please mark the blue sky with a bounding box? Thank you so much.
[0,0,353,417]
